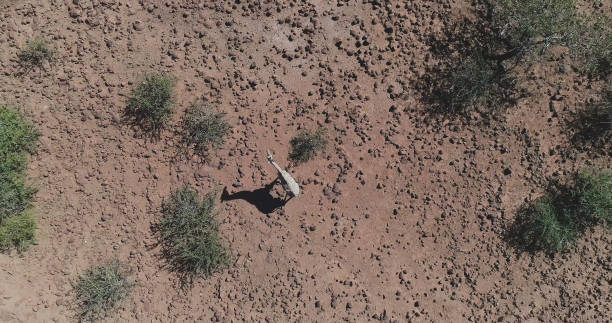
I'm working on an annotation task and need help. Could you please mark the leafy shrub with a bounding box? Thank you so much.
[18,38,55,68]
[125,72,175,135]
[0,212,36,252]
[156,186,230,283]
[492,0,610,78]
[289,128,328,164]
[74,261,133,322]
[571,15,611,79]
[425,0,609,116]
[181,101,231,158]
[491,0,580,59]
[508,170,611,253]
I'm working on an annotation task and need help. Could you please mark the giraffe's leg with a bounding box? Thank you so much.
[265,177,278,190]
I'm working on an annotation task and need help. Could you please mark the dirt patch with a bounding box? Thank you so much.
[0,0,609,322]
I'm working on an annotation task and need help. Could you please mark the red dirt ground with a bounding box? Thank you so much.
[0,0,610,322]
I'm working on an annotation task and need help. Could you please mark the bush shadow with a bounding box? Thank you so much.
[121,110,164,140]
[568,96,611,154]
[416,4,519,118]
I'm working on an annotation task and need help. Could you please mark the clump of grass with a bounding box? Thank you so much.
[508,170,611,253]
[574,170,612,227]
[512,197,574,252]
[0,212,36,252]
[0,105,38,252]
[18,38,55,68]
[125,72,175,135]
[156,186,230,283]
[74,261,133,322]
[289,128,328,164]
[181,101,231,158]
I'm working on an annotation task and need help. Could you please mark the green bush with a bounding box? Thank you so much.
[0,212,36,252]
[0,105,38,252]
[0,105,39,177]
[289,128,328,164]
[508,170,611,253]
[126,72,175,135]
[156,186,230,283]
[181,101,231,158]
[74,261,133,322]
[18,38,55,68]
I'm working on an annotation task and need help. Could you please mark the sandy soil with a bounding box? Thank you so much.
[0,0,610,322]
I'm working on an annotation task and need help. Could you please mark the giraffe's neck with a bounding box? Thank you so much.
[270,160,283,175]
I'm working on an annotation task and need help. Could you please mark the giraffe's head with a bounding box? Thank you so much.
[266,150,274,163]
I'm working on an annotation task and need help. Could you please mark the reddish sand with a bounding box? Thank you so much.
[0,0,609,322]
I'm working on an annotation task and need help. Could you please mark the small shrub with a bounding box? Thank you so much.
[0,105,38,225]
[289,128,328,164]
[74,261,133,322]
[18,38,55,68]
[125,72,175,135]
[156,186,230,283]
[508,169,612,253]
[181,101,231,158]
[0,212,36,252]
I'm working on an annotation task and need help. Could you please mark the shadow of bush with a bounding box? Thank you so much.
[569,89,611,154]
[417,4,519,117]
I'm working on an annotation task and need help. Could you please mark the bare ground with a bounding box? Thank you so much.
[0,0,610,322]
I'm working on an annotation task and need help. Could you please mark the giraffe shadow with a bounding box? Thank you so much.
[220,180,288,214]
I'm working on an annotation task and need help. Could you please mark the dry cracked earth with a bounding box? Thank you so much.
[0,0,610,322]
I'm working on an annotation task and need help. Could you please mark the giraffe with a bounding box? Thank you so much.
[266,150,300,200]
